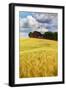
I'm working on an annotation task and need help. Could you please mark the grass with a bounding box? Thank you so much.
[19,38,58,78]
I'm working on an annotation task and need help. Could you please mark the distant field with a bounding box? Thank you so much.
[19,38,58,78]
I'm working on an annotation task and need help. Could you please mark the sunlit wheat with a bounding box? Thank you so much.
[19,38,58,78]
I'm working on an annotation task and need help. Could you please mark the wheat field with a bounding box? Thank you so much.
[19,38,58,78]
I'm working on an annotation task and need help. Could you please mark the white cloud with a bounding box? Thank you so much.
[27,16,39,28]
[32,13,48,21]
[20,32,28,38]
[20,16,39,29]
[19,17,27,27]
[20,15,49,33]
[32,13,57,21]
[35,27,48,34]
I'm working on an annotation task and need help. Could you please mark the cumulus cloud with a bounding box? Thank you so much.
[32,13,58,32]
[32,13,57,22]
[20,16,39,29]
[20,32,28,38]
[27,16,39,28]
[19,12,58,38]
[19,15,48,33]
[36,28,48,34]
[19,17,27,27]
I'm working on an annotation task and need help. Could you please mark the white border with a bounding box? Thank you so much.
[15,6,62,84]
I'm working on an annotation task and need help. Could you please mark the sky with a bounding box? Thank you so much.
[19,11,58,38]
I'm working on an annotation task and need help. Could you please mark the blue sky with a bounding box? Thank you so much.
[19,12,33,18]
[19,11,58,38]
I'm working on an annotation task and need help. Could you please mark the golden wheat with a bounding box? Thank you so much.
[19,38,58,78]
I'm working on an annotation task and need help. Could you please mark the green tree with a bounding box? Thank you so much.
[53,32,58,40]
[28,32,33,37]
[43,32,54,40]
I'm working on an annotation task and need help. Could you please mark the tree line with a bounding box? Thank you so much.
[29,31,58,41]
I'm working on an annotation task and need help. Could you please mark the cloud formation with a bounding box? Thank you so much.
[20,16,39,29]
[32,13,58,31]
[20,15,48,33]
[19,12,58,37]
